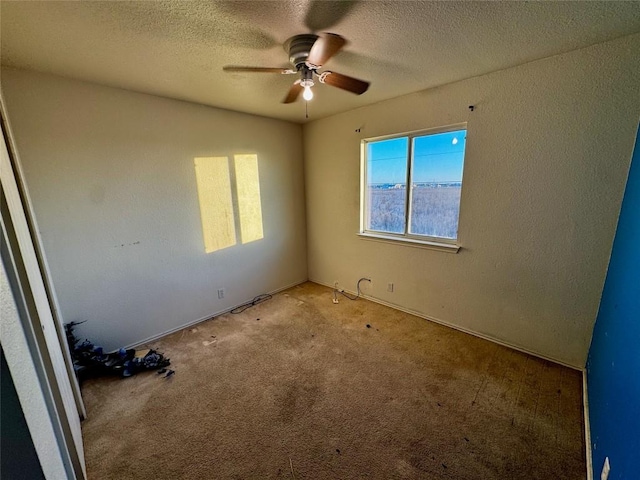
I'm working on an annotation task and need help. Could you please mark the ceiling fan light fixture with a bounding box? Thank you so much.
[303,85,313,101]
[223,33,370,107]
[301,78,314,101]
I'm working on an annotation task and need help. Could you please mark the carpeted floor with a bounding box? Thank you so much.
[80,282,586,479]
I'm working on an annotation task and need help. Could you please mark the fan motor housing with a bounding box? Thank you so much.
[284,34,318,69]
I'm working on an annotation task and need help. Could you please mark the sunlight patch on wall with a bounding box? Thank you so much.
[234,154,264,244]
[194,154,265,253]
[194,157,236,253]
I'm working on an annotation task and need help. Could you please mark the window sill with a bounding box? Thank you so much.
[357,232,461,253]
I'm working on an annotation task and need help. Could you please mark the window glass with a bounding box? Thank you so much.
[365,137,408,234]
[409,130,466,239]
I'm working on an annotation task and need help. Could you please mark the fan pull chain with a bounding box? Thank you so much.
[305,100,308,119]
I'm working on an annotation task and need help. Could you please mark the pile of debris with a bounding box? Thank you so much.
[64,321,172,382]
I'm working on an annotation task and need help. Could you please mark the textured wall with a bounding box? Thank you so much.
[2,69,307,350]
[586,127,640,479]
[303,34,640,368]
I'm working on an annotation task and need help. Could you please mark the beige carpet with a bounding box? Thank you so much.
[81,282,585,479]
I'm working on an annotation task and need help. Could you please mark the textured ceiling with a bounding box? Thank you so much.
[2,1,639,124]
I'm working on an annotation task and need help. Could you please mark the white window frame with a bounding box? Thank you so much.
[359,123,467,253]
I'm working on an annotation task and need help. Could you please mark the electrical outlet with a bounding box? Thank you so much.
[217,288,225,299]
[601,457,610,480]
[387,283,394,292]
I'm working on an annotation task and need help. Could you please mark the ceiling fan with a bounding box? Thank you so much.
[223,33,370,103]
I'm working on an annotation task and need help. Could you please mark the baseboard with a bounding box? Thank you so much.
[583,369,594,480]
[310,278,583,371]
[126,279,308,350]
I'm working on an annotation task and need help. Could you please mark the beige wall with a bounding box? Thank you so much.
[2,69,307,351]
[303,34,640,368]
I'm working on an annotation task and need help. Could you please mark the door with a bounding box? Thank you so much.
[1,96,86,478]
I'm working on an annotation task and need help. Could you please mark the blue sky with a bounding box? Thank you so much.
[367,130,466,184]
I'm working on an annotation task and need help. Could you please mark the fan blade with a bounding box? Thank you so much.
[320,71,369,95]
[306,33,346,67]
[223,66,296,74]
[282,82,304,104]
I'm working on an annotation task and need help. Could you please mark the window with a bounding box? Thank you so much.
[361,125,467,246]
